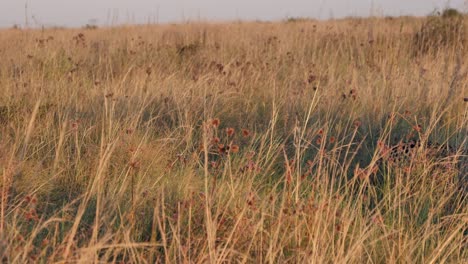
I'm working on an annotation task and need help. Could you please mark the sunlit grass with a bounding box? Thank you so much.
[0,16,467,263]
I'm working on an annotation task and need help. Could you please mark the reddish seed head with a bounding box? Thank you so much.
[329,136,336,143]
[307,74,316,84]
[317,129,323,135]
[413,125,422,132]
[353,119,362,128]
[315,137,322,145]
[71,121,78,130]
[211,118,220,127]
[226,127,235,137]
[242,129,250,137]
[146,67,152,75]
[231,144,240,153]
[212,137,220,144]
[377,140,384,148]
[25,212,32,220]
[27,208,38,221]
[218,144,227,154]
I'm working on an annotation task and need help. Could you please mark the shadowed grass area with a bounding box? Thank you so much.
[0,15,467,263]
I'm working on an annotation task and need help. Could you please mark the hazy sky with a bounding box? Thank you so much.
[0,0,466,28]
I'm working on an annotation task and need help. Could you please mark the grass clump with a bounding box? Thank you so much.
[413,8,467,55]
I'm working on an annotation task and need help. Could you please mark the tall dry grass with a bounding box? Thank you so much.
[0,15,467,263]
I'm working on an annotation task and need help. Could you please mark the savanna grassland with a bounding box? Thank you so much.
[0,13,467,263]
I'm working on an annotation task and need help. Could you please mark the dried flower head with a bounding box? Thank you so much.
[413,125,422,132]
[212,137,220,144]
[315,137,322,145]
[25,208,39,221]
[71,121,79,131]
[404,166,411,173]
[307,74,317,84]
[211,118,220,127]
[231,144,240,153]
[216,63,224,73]
[353,119,362,128]
[226,127,235,137]
[146,67,152,75]
[218,144,227,154]
[242,129,250,137]
[377,140,384,148]
[329,136,336,143]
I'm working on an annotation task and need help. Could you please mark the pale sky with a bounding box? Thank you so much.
[0,0,466,28]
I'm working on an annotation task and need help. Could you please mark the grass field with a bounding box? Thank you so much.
[0,14,467,263]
